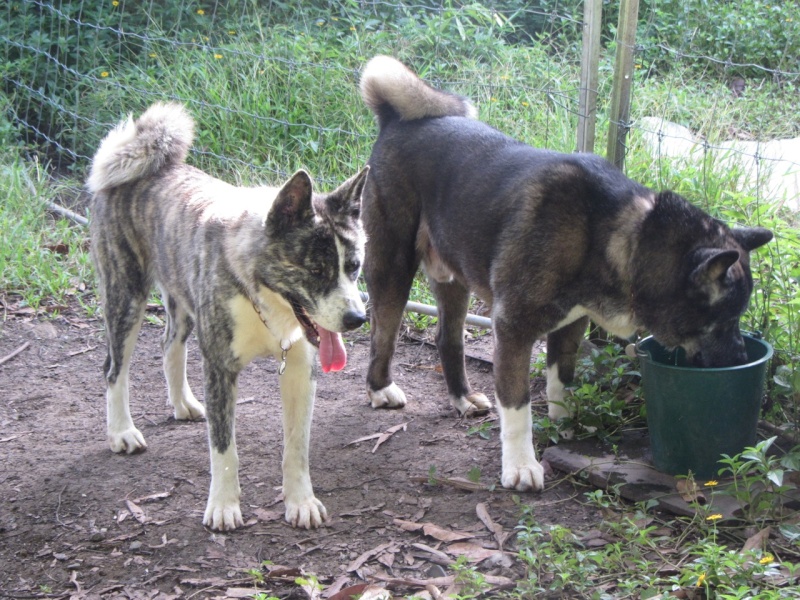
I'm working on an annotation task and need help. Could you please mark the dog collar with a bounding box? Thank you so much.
[249,295,292,375]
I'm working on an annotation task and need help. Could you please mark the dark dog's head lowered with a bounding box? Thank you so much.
[632,191,773,368]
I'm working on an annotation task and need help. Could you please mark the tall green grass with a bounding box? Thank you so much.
[0,152,93,312]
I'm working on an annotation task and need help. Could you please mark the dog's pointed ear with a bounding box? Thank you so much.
[324,166,369,220]
[732,226,773,252]
[690,248,741,286]
[269,170,314,229]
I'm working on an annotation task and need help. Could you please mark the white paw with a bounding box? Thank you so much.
[548,400,572,421]
[501,460,545,492]
[173,392,206,421]
[203,500,244,531]
[285,496,328,529]
[108,427,147,454]
[368,382,407,409]
[451,392,492,416]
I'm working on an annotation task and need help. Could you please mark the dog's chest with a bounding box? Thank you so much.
[556,305,639,339]
[227,294,301,364]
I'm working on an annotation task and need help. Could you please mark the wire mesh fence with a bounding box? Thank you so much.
[3,0,800,370]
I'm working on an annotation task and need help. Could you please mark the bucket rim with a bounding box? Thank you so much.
[637,333,773,372]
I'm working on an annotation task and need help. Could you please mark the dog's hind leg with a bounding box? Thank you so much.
[429,278,491,415]
[545,316,589,423]
[492,318,544,492]
[280,341,327,529]
[161,292,205,421]
[101,284,149,454]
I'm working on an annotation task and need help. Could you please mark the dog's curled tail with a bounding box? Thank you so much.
[359,55,477,129]
[87,102,194,194]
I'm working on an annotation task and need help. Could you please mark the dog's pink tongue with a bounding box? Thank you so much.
[318,327,347,373]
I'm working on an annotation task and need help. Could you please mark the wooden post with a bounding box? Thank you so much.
[606,0,640,169]
[576,0,602,153]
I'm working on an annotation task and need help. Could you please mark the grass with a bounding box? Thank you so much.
[0,152,93,313]
[3,2,800,597]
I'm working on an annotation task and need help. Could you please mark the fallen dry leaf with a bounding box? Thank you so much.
[346,542,394,572]
[475,503,510,550]
[253,507,283,522]
[411,542,452,564]
[125,499,146,524]
[676,479,706,504]
[225,588,262,598]
[133,491,171,503]
[346,423,408,453]
[741,526,771,553]
[328,583,390,600]
[446,541,504,563]
[394,519,474,542]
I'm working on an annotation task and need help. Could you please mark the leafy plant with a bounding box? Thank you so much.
[717,437,800,525]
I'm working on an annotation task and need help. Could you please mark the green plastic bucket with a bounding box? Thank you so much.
[637,334,773,479]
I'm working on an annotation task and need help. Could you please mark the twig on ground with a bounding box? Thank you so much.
[0,341,31,366]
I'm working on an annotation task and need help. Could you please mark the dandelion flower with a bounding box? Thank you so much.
[697,573,706,587]
[704,480,719,487]
[149,53,157,58]
[100,71,109,78]
[521,101,529,107]
[760,554,774,565]
[112,1,119,6]
[350,26,356,31]
[214,53,222,59]
[706,513,723,521]
[197,8,205,15]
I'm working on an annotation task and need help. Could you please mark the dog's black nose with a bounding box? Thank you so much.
[342,310,367,330]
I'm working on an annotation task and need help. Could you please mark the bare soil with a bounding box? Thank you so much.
[0,307,600,599]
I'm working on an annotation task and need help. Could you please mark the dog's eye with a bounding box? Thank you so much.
[309,267,324,277]
[345,260,361,280]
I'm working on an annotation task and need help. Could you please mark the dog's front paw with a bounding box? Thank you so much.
[368,382,407,409]
[173,392,206,421]
[203,500,244,531]
[108,427,147,454]
[501,460,545,492]
[285,496,328,529]
[451,392,491,416]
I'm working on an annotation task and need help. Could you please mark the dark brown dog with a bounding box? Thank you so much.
[359,56,772,491]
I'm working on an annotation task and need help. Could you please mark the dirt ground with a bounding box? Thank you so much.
[0,305,601,600]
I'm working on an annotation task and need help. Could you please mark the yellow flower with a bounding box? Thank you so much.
[521,101,529,107]
[228,30,236,35]
[706,513,723,521]
[149,52,157,58]
[697,573,706,587]
[112,0,119,5]
[100,71,109,78]
[760,554,774,565]
[214,53,222,59]
[490,97,497,102]
[500,74,510,80]
[350,26,356,31]
[704,480,718,487]
[196,8,205,15]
